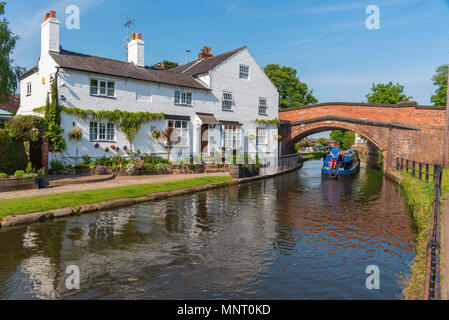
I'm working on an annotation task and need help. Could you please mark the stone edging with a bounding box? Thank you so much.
[0,165,302,229]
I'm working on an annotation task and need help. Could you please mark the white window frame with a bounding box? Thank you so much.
[239,64,249,80]
[89,121,115,141]
[174,90,193,106]
[167,120,190,147]
[222,125,241,149]
[26,82,32,96]
[90,78,115,97]
[256,128,267,145]
[258,98,268,115]
[222,91,233,111]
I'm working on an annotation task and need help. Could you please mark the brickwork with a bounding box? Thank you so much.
[279,103,446,170]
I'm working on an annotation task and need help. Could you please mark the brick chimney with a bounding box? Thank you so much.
[41,10,60,57]
[128,33,145,67]
[198,46,212,59]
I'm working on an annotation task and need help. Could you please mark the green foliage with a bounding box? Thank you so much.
[365,82,412,104]
[430,64,448,106]
[45,80,66,152]
[294,143,300,152]
[376,149,383,169]
[143,162,155,174]
[0,173,8,179]
[0,129,28,174]
[25,162,34,174]
[14,170,25,177]
[317,137,327,146]
[0,2,23,103]
[82,155,91,165]
[264,64,318,109]
[6,115,47,142]
[152,60,179,70]
[50,159,64,171]
[330,130,355,149]
[253,118,281,125]
[35,105,164,152]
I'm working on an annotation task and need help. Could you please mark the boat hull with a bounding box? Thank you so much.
[322,160,360,177]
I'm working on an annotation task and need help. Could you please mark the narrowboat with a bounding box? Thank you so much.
[322,148,360,178]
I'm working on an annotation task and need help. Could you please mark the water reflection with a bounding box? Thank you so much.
[0,160,415,299]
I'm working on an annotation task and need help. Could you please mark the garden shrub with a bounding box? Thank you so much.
[143,163,155,174]
[14,170,25,177]
[50,160,64,171]
[0,173,9,179]
[0,129,28,175]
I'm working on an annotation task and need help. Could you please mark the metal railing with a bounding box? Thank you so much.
[396,157,443,300]
[396,157,440,183]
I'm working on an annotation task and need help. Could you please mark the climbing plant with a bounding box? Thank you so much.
[33,105,165,154]
[253,118,281,125]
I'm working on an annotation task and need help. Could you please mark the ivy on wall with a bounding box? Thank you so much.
[253,118,281,125]
[44,81,66,152]
[34,104,165,154]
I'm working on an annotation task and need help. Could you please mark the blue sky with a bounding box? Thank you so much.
[6,0,449,107]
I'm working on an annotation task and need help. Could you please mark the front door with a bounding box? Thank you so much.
[201,124,208,156]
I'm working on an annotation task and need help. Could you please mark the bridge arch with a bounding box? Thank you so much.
[278,102,446,170]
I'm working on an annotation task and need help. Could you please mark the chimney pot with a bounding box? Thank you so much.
[45,13,50,21]
[198,46,212,59]
[136,33,142,40]
[49,11,56,18]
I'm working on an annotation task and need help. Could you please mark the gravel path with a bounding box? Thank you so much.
[0,173,231,200]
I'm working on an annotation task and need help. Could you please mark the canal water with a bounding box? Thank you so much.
[0,160,416,300]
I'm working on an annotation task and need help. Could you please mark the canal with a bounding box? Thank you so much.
[0,160,416,299]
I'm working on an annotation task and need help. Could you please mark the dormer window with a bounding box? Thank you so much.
[174,90,193,106]
[90,79,115,97]
[239,65,249,79]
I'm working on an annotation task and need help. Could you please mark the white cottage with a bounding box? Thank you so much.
[17,11,280,166]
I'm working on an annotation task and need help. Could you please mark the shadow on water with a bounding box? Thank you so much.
[0,160,415,300]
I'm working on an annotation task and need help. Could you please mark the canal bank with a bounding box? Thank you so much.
[0,163,303,229]
[385,170,439,300]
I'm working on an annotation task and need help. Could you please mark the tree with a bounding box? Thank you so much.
[430,65,448,106]
[317,137,327,146]
[264,64,318,109]
[152,60,179,70]
[330,130,355,149]
[0,2,22,103]
[365,82,412,104]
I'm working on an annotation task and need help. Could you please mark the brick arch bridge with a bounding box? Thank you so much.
[278,102,446,170]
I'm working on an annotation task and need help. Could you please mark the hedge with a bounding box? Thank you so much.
[0,129,28,175]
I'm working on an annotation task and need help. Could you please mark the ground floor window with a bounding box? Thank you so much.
[223,125,241,149]
[90,121,115,141]
[167,120,189,147]
[256,128,267,145]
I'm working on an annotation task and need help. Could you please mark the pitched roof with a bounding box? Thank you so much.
[196,112,219,124]
[0,94,20,114]
[49,49,208,90]
[170,47,246,76]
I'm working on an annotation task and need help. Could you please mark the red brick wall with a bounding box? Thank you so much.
[279,103,446,169]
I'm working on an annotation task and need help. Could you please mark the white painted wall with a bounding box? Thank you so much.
[18,25,279,166]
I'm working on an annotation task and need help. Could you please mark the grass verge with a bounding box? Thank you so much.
[0,176,233,219]
[396,170,435,300]
[302,151,326,160]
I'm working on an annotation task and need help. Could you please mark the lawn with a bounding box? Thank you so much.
[302,151,327,160]
[0,176,233,218]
